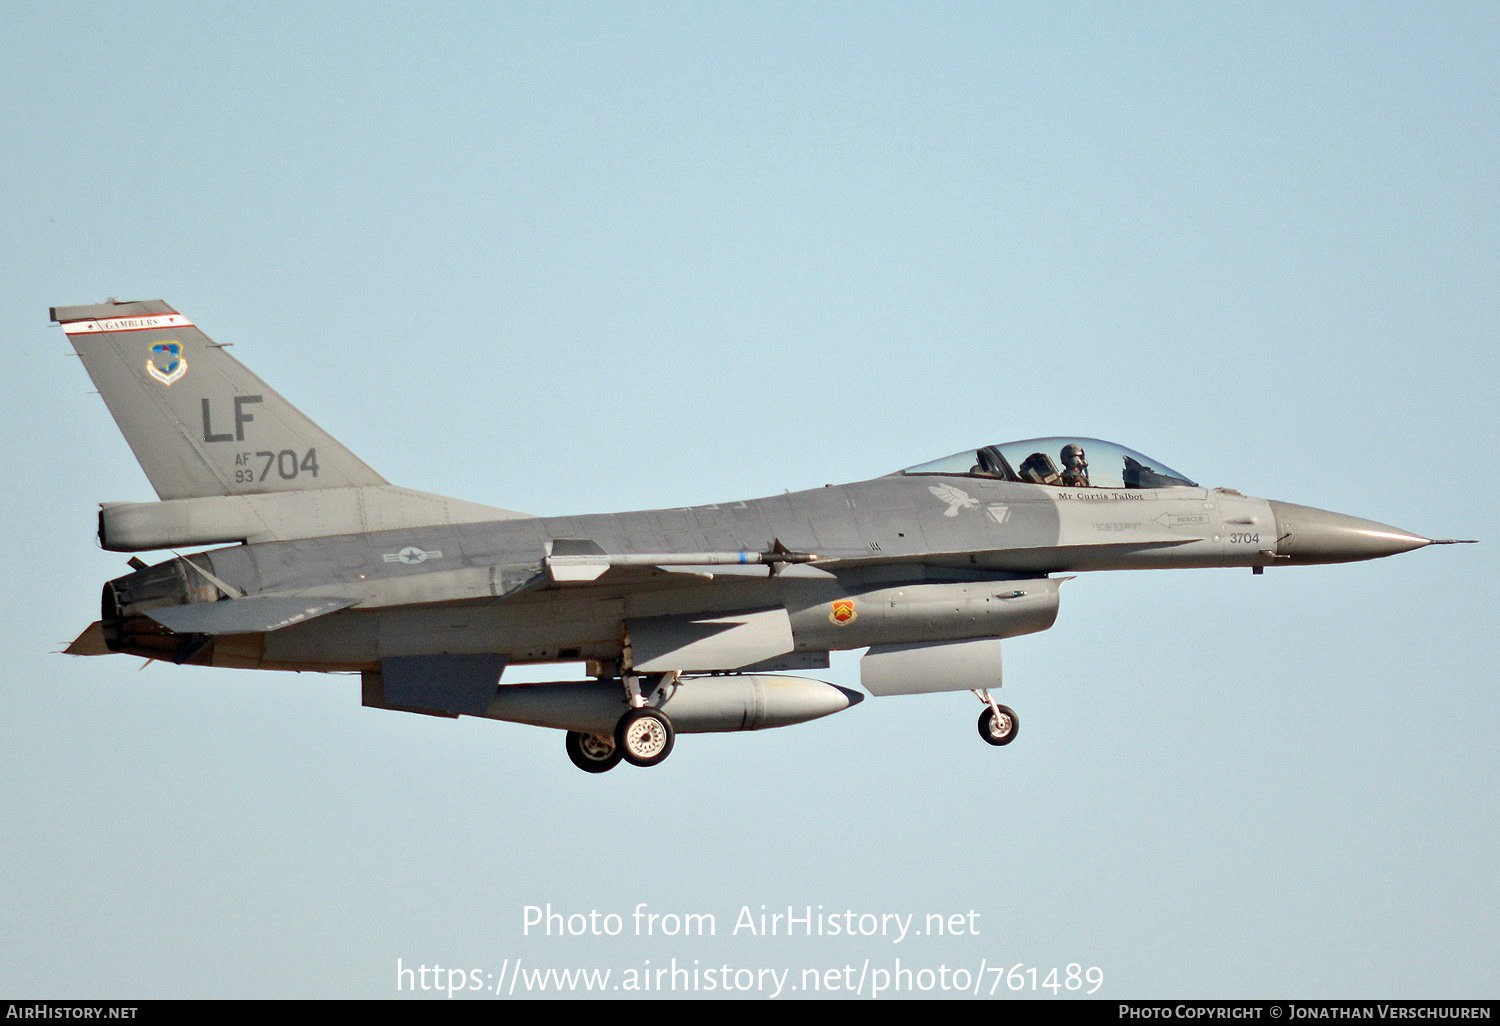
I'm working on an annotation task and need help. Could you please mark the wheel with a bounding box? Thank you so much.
[566,730,622,773]
[615,708,675,767]
[977,704,1019,747]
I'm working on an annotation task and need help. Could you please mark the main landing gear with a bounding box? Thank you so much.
[973,688,1018,747]
[616,707,674,766]
[565,730,622,773]
[565,672,679,773]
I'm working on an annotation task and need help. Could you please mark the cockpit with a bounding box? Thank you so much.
[900,437,1198,490]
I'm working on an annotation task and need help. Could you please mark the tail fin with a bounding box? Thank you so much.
[54,299,387,500]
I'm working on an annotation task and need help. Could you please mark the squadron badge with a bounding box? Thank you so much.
[145,341,187,386]
[829,599,857,625]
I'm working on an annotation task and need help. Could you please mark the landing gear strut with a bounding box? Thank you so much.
[609,671,678,767]
[973,688,1018,747]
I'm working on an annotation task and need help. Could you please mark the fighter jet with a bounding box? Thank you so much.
[57,299,1473,772]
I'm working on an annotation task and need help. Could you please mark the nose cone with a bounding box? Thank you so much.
[1267,500,1431,564]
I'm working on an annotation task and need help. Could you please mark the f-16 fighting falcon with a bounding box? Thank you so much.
[58,300,1474,772]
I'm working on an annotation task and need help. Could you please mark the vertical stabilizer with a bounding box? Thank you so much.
[54,300,388,500]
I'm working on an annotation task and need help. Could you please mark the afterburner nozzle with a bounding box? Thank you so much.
[1267,500,1432,565]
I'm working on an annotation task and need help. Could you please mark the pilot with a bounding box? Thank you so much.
[1060,444,1090,487]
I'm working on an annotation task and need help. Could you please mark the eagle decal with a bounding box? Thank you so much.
[928,483,980,517]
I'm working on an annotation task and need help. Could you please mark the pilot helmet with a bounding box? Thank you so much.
[1061,443,1087,466]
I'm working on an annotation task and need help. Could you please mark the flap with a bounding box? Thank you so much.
[146,595,357,635]
[629,607,795,672]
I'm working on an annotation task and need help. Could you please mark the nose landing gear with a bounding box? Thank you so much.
[973,688,1018,747]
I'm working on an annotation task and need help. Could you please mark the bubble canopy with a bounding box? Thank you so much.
[900,437,1198,490]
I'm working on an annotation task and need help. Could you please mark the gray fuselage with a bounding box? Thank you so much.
[104,473,1286,673]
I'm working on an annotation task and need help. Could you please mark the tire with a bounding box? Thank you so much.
[977,704,1019,747]
[566,730,622,773]
[615,708,675,767]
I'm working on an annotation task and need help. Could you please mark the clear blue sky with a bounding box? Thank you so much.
[2,2,1496,998]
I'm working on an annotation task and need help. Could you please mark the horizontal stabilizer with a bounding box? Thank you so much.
[146,595,357,635]
[64,621,111,655]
